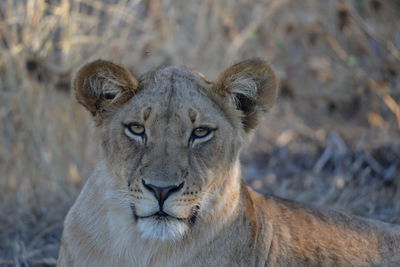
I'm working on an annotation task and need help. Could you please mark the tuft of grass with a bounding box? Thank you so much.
[0,0,399,264]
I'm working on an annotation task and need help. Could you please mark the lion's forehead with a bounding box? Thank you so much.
[139,67,209,101]
[124,67,218,121]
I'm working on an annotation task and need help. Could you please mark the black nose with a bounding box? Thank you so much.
[142,180,184,208]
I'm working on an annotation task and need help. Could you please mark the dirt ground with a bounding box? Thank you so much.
[1,0,399,265]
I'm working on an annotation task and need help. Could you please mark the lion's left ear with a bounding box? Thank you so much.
[213,59,278,132]
[73,60,139,125]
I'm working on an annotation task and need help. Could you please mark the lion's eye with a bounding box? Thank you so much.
[125,123,145,136]
[192,127,211,139]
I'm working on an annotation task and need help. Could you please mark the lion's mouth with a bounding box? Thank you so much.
[130,204,199,225]
[138,210,182,221]
[152,211,173,220]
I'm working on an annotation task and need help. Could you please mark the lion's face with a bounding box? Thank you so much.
[73,60,277,241]
[100,67,242,240]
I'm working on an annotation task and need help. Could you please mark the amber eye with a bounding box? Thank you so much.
[192,127,211,139]
[125,123,145,136]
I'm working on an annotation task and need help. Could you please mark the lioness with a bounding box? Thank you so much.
[58,59,400,266]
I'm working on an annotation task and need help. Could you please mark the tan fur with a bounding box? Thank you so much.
[58,59,400,267]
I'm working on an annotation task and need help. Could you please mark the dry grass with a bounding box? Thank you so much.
[0,0,399,265]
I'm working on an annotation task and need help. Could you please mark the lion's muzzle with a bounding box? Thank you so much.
[141,179,184,209]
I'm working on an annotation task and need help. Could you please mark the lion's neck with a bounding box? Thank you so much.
[200,161,242,229]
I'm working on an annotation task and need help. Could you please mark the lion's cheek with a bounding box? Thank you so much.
[163,199,198,219]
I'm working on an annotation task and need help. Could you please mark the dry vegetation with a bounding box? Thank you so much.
[0,0,399,265]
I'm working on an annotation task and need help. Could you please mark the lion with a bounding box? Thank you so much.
[58,59,400,266]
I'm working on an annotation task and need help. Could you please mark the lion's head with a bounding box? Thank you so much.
[73,59,277,241]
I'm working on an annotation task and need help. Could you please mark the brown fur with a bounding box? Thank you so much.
[213,59,278,131]
[58,59,400,267]
[73,60,139,124]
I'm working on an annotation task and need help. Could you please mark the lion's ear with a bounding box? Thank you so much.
[73,60,139,124]
[213,59,278,132]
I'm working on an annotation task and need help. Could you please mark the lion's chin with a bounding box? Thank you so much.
[137,217,189,241]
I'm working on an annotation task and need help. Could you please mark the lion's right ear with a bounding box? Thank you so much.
[73,60,139,124]
[212,59,278,132]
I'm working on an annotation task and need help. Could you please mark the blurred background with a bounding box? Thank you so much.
[1,0,400,265]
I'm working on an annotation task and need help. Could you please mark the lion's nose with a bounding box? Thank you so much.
[142,179,184,208]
